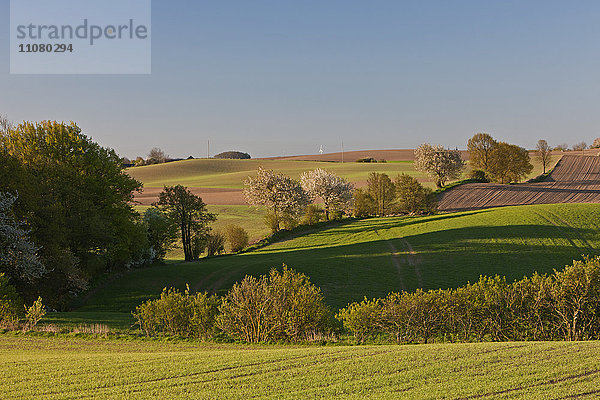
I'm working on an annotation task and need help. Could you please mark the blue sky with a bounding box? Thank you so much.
[1,0,599,158]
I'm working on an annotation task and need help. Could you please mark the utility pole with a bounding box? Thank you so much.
[341,141,344,163]
[207,140,210,159]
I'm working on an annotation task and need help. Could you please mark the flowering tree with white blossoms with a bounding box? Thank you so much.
[243,168,310,232]
[0,192,45,284]
[414,144,464,188]
[300,169,354,220]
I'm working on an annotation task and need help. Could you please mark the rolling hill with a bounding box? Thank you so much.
[59,203,600,331]
[438,155,600,212]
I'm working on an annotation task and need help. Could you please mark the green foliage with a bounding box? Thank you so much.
[206,232,226,257]
[25,296,46,329]
[143,208,178,261]
[356,157,378,163]
[213,151,251,159]
[0,273,22,323]
[223,225,249,253]
[467,133,533,184]
[336,297,382,343]
[488,142,533,183]
[467,133,496,172]
[0,121,146,307]
[352,188,376,217]
[302,204,323,225]
[218,267,332,343]
[339,257,600,343]
[133,286,220,338]
[365,172,395,216]
[467,169,489,182]
[154,185,217,261]
[394,173,437,214]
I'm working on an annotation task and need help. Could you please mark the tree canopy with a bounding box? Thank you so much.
[414,144,464,188]
[300,169,354,220]
[0,120,148,306]
[243,168,310,232]
[154,185,216,262]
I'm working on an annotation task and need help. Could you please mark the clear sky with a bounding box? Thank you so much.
[1,0,599,158]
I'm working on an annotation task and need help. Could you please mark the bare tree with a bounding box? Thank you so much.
[572,142,587,152]
[414,144,465,188]
[147,147,168,164]
[536,139,552,174]
[300,169,354,220]
[554,143,569,152]
[0,115,14,135]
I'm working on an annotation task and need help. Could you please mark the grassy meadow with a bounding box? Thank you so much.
[127,158,429,189]
[61,203,600,330]
[2,335,599,399]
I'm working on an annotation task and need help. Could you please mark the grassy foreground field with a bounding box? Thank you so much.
[64,203,600,330]
[1,335,599,399]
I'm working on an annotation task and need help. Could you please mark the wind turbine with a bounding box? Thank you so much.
[319,145,324,155]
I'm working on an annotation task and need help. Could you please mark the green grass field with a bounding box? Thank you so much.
[65,203,600,330]
[2,335,599,399]
[126,156,557,190]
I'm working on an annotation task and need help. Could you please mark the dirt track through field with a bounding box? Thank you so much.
[438,155,600,212]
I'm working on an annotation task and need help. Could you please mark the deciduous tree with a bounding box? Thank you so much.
[366,172,395,216]
[154,185,216,262]
[536,139,552,174]
[414,144,464,188]
[0,193,45,285]
[394,174,437,214]
[243,168,310,232]
[300,169,354,220]
[488,142,533,183]
[467,133,497,172]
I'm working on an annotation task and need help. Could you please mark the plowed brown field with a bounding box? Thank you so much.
[438,155,600,212]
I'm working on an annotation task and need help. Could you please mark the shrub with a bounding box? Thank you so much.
[224,225,249,253]
[336,297,382,343]
[356,157,377,163]
[551,256,600,341]
[0,274,21,323]
[206,232,226,257]
[352,188,375,217]
[25,297,46,330]
[281,214,299,230]
[133,286,220,338]
[218,267,332,343]
[302,204,323,225]
[214,151,251,159]
[468,169,489,182]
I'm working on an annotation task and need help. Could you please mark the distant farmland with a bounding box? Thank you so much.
[438,155,600,212]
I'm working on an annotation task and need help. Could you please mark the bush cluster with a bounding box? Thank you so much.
[134,267,332,343]
[134,286,220,339]
[337,257,600,343]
